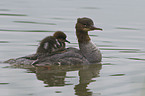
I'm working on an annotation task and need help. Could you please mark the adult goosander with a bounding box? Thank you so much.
[5,17,102,65]
[75,17,102,62]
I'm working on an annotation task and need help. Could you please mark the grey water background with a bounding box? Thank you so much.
[0,0,145,96]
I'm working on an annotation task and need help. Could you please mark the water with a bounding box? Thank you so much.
[0,0,145,96]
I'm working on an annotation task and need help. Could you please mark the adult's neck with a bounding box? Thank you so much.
[76,30,91,43]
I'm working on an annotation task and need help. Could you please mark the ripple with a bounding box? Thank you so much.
[110,74,125,76]
[0,29,54,32]
[115,27,140,30]
[50,17,73,21]
[69,43,78,44]
[120,50,141,53]
[100,45,143,53]
[103,63,115,65]
[0,9,10,11]
[102,41,112,43]
[103,56,118,59]
[51,17,66,20]
[101,48,140,51]
[128,58,145,61]
[55,91,62,93]
[27,45,37,46]
[0,13,27,16]
[80,7,100,9]
[101,48,141,53]
[99,45,115,47]
[0,41,9,43]
[65,76,77,78]
[14,21,56,25]
[89,34,98,37]
[120,49,141,53]
[0,83,9,85]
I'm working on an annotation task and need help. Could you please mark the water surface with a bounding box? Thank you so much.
[0,0,145,96]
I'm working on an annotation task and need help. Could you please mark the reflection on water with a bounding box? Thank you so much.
[35,66,67,87]
[37,64,102,96]
[10,64,102,96]
[75,64,102,96]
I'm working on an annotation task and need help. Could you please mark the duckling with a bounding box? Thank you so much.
[37,31,70,55]
[24,31,70,60]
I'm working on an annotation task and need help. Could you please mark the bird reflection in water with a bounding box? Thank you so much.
[74,64,102,96]
[11,63,102,96]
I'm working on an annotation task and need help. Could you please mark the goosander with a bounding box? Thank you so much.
[32,17,102,65]
[24,31,70,60]
[75,17,102,62]
[5,17,102,65]
[37,31,70,54]
[38,31,70,54]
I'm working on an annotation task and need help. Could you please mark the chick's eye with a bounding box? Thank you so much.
[83,24,87,27]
